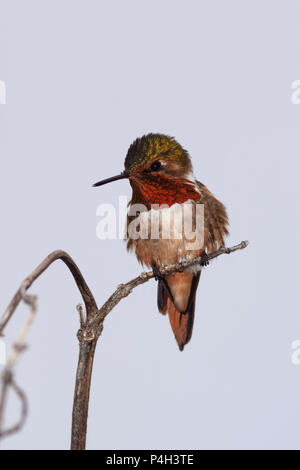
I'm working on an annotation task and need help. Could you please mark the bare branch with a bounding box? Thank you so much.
[87,240,249,332]
[0,240,249,449]
[0,376,28,440]
[0,250,98,335]
[0,251,98,444]
[0,287,36,438]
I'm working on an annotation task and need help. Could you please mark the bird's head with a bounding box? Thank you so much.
[124,133,193,179]
[93,133,200,207]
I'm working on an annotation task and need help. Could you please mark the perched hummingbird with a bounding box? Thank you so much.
[93,133,228,350]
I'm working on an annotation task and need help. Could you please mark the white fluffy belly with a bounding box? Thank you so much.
[127,200,204,267]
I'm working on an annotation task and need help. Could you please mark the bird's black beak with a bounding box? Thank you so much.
[92,171,128,187]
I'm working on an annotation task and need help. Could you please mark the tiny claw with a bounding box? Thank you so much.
[200,252,209,267]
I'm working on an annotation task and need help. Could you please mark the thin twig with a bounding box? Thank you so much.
[0,377,28,440]
[87,240,249,332]
[0,287,36,438]
[0,251,98,447]
[0,250,98,335]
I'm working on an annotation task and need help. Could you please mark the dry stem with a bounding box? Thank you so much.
[0,240,249,449]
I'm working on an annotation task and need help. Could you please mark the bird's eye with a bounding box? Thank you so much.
[150,161,162,172]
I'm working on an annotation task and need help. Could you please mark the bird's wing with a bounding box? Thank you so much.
[197,181,229,253]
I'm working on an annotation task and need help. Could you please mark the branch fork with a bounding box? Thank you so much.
[0,240,249,449]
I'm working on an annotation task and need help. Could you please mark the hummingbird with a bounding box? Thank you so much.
[93,133,229,351]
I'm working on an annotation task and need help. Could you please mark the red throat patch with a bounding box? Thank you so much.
[130,174,201,209]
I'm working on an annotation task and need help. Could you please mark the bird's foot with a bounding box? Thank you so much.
[152,263,163,281]
[200,252,209,267]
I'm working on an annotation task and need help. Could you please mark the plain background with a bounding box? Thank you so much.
[0,0,300,450]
